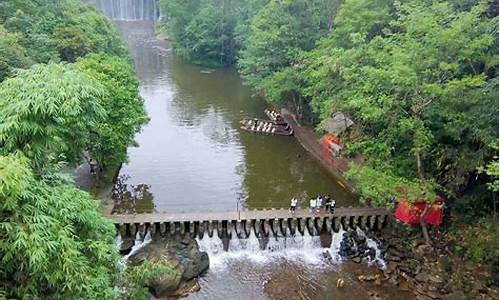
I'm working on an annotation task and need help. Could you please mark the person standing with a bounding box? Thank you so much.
[290,197,298,213]
[330,198,336,214]
[316,196,323,213]
[309,198,316,213]
[324,195,331,212]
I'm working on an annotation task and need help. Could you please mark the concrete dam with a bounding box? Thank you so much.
[111,208,390,240]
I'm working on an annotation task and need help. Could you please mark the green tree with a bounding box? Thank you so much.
[0,63,106,173]
[75,53,149,171]
[0,154,120,299]
[0,25,31,81]
[0,0,127,77]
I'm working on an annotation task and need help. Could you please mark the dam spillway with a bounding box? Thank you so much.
[84,0,160,21]
[111,208,390,240]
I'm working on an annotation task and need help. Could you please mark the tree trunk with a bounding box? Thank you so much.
[416,150,432,244]
[420,203,432,244]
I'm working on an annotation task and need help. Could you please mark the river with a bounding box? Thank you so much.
[109,21,414,300]
[111,21,355,214]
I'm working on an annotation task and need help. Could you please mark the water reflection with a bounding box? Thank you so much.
[112,175,155,214]
[112,21,355,213]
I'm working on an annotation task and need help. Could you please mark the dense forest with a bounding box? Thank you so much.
[162,0,498,259]
[0,1,161,298]
[0,0,497,298]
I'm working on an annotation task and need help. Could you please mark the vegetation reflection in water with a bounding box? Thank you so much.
[112,21,355,214]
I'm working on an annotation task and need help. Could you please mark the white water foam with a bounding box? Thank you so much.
[123,229,152,261]
[355,227,386,269]
[196,228,371,271]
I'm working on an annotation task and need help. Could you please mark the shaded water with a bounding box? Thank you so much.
[111,21,355,214]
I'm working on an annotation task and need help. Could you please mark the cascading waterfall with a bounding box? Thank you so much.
[84,0,160,21]
[195,227,377,269]
[123,229,152,260]
[356,227,386,268]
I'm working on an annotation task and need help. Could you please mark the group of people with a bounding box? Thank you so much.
[289,195,336,214]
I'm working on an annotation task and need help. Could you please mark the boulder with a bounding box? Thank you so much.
[127,234,209,297]
[150,272,182,298]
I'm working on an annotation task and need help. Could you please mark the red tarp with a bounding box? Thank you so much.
[394,199,444,227]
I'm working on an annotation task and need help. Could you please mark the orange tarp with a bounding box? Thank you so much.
[394,199,443,227]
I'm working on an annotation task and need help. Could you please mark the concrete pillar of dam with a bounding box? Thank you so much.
[129,223,137,237]
[305,218,315,235]
[159,223,167,236]
[324,217,332,232]
[376,215,386,230]
[225,221,233,239]
[368,215,376,230]
[271,219,280,237]
[298,218,306,235]
[333,217,340,232]
[341,216,348,230]
[279,219,288,237]
[315,217,325,234]
[207,221,215,238]
[118,224,127,238]
[262,220,271,238]
[289,219,297,235]
[244,220,253,237]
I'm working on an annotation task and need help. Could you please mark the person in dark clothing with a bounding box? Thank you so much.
[330,198,336,214]
[324,195,331,212]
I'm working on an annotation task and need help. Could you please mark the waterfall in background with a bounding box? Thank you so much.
[84,0,160,21]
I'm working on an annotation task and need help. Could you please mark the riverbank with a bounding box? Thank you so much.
[353,220,499,300]
[281,108,355,194]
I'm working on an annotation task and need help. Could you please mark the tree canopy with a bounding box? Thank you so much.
[0,63,106,173]
[75,54,149,170]
[0,154,120,299]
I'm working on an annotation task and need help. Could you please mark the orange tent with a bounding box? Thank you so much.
[394,199,444,227]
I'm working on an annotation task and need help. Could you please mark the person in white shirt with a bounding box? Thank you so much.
[289,197,298,213]
[309,198,316,213]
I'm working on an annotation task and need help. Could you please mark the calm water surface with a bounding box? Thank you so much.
[112,21,354,214]
[111,21,414,300]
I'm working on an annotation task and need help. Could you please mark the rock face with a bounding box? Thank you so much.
[127,234,209,298]
[338,229,383,267]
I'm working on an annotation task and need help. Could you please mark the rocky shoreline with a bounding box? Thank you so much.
[350,220,498,300]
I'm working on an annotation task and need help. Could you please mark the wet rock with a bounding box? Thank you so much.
[385,253,401,262]
[150,272,182,298]
[119,238,134,253]
[398,280,411,291]
[358,274,378,282]
[425,291,441,299]
[428,274,444,285]
[444,291,467,300]
[388,275,399,286]
[416,295,433,300]
[127,234,209,297]
[352,256,362,263]
[415,272,429,283]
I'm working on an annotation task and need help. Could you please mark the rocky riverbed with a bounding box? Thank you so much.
[347,220,498,300]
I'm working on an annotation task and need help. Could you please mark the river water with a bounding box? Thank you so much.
[112,21,413,300]
[111,21,355,214]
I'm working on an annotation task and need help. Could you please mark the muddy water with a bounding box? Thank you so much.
[111,21,355,214]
